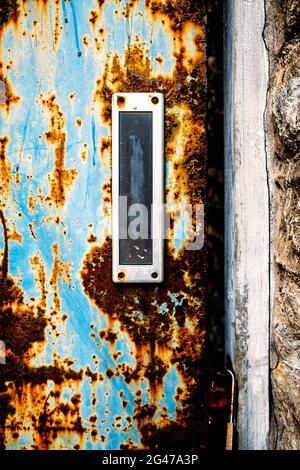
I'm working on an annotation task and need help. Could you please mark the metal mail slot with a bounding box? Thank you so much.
[112,93,164,283]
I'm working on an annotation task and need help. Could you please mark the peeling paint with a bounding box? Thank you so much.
[0,0,207,450]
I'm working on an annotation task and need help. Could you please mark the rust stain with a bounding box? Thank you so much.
[34,0,50,19]
[119,0,140,19]
[53,0,61,47]
[96,0,106,20]
[0,77,19,112]
[116,95,126,108]
[0,210,84,450]
[28,222,37,240]
[0,136,12,209]
[88,1,106,52]
[7,221,22,244]
[99,328,118,345]
[81,236,207,446]
[28,189,37,215]
[0,0,19,31]
[100,137,111,165]
[30,253,47,310]
[50,242,72,314]
[0,0,207,450]
[21,384,86,450]
[145,0,205,26]
[87,233,97,243]
[102,180,111,210]
[80,143,88,161]
[89,10,98,27]
[42,94,77,207]
[81,0,207,448]
[82,35,89,47]
[93,32,206,209]
[0,0,21,118]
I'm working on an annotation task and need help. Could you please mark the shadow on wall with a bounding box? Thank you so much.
[207,0,224,371]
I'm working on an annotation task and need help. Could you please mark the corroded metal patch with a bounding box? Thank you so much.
[0,0,207,450]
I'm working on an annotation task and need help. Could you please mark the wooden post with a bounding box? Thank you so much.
[224,0,270,450]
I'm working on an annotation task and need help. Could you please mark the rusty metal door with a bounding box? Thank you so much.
[0,0,207,450]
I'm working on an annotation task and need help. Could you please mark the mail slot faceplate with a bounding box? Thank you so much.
[112,93,164,283]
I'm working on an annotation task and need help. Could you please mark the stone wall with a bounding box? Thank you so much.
[264,0,300,450]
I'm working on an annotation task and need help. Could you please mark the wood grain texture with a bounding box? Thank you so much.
[224,0,270,450]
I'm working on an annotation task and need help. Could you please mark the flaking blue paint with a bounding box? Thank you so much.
[0,0,187,449]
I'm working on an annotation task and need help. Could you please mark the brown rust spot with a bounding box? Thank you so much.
[53,0,61,47]
[100,137,111,166]
[42,94,77,207]
[85,367,98,383]
[134,403,157,422]
[117,362,141,384]
[28,222,37,240]
[31,388,85,449]
[50,243,72,313]
[81,240,205,343]
[80,143,88,161]
[106,368,114,379]
[0,68,20,113]
[99,328,118,344]
[0,211,84,448]
[81,236,206,428]
[28,189,37,215]
[0,0,207,450]
[0,0,19,30]
[119,0,140,19]
[7,221,22,244]
[144,357,168,385]
[120,438,139,450]
[30,253,47,310]
[87,233,97,243]
[145,1,205,29]
[117,95,125,108]
[102,179,111,213]
[0,136,12,209]
[89,10,98,26]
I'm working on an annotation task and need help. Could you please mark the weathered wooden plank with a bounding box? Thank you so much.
[224,0,270,450]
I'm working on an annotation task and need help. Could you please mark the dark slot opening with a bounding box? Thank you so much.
[119,111,153,265]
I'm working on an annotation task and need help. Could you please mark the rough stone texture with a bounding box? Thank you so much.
[264,0,300,449]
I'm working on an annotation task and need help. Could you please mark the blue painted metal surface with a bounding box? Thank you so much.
[0,0,207,450]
